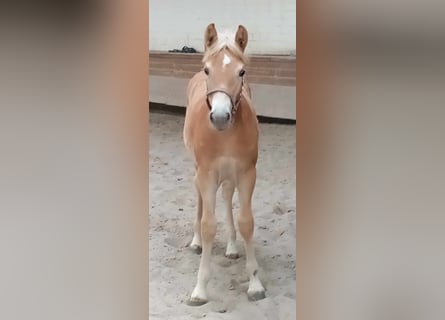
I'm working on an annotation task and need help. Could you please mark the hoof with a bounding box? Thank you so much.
[225,253,240,259]
[189,244,202,254]
[247,290,266,301]
[186,297,208,306]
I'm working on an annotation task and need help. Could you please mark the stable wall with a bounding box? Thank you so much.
[149,0,296,120]
[149,0,296,55]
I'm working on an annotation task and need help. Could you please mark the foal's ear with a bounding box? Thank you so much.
[204,23,218,50]
[235,25,248,52]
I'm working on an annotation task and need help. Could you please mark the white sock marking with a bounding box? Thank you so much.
[191,233,201,248]
[226,240,238,256]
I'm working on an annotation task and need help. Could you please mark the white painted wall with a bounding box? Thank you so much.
[149,0,296,55]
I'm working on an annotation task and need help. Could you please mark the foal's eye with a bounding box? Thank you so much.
[239,69,246,77]
[204,67,209,75]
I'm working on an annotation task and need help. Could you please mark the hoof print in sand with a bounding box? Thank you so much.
[229,279,238,290]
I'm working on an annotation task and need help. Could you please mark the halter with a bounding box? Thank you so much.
[205,77,244,118]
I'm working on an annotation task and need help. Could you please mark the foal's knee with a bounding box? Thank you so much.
[238,213,254,241]
[201,216,216,242]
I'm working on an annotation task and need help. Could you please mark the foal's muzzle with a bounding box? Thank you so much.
[209,110,231,129]
[206,89,236,111]
[206,90,234,130]
[205,79,243,131]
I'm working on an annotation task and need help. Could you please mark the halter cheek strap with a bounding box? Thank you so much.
[206,78,244,117]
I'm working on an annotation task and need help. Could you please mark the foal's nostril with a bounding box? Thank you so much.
[209,111,230,126]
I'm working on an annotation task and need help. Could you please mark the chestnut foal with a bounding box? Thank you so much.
[183,23,266,305]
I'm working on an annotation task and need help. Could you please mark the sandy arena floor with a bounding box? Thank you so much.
[149,111,296,320]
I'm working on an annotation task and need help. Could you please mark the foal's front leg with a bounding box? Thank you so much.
[190,174,203,254]
[189,171,217,306]
[237,167,266,301]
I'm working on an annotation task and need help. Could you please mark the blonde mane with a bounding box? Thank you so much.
[202,30,249,65]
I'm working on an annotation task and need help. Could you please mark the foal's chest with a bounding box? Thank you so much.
[214,156,240,184]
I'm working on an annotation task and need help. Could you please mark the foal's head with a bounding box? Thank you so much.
[202,23,249,131]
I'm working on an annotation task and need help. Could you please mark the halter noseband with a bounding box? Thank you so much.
[205,78,244,118]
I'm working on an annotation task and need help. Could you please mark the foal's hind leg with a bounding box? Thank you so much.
[237,167,266,301]
[222,181,239,259]
[190,174,203,254]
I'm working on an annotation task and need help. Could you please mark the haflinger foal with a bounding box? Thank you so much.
[183,23,266,305]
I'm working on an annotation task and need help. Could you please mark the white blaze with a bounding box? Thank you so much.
[223,54,231,67]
